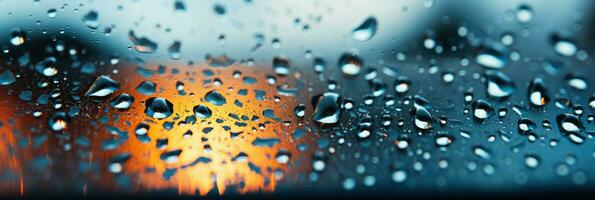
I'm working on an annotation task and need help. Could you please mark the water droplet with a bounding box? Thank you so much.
[82,10,100,29]
[516,4,534,23]
[47,8,57,18]
[352,16,377,42]
[485,70,516,99]
[412,95,434,130]
[129,31,158,53]
[110,94,134,110]
[525,155,540,168]
[565,74,588,90]
[394,77,410,94]
[85,75,120,97]
[369,79,387,97]
[294,104,306,118]
[48,112,68,131]
[312,92,342,124]
[476,47,507,69]
[35,57,59,76]
[528,77,549,107]
[145,97,174,119]
[273,56,291,76]
[313,57,326,74]
[518,118,536,134]
[551,34,577,56]
[472,100,494,121]
[557,114,585,144]
[10,29,26,46]
[136,81,156,95]
[168,41,181,60]
[338,51,363,77]
[205,90,227,106]
[435,134,453,147]
[0,69,16,85]
[193,104,212,119]
[392,170,407,183]
[473,146,491,159]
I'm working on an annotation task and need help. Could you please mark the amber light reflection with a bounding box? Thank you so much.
[0,63,314,195]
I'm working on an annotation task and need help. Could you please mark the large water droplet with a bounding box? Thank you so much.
[168,41,181,60]
[551,34,577,56]
[0,69,16,85]
[312,92,342,124]
[205,90,227,106]
[565,74,588,90]
[110,94,134,110]
[193,104,212,119]
[515,4,534,23]
[476,47,507,69]
[10,29,26,46]
[556,114,585,144]
[485,70,516,99]
[129,31,158,53]
[412,95,434,130]
[338,51,363,77]
[82,10,100,29]
[48,112,68,131]
[35,57,59,76]
[273,56,291,76]
[352,16,378,42]
[472,100,494,121]
[85,75,120,97]
[145,97,174,119]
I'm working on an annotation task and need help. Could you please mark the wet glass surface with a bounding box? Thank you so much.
[0,0,595,199]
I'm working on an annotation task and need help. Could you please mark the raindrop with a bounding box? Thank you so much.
[518,118,536,134]
[110,94,134,110]
[556,114,585,144]
[85,75,120,97]
[136,81,156,95]
[412,95,434,130]
[205,90,227,106]
[193,104,212,119]
[515,4,534,23]
[472,100,494,121]
[10,29,26,46]
[47,8,57,18]
[485,70,516,99]
[394,77,410,94]
[35,57,59,76]
[82,10,100,29]
[352,16,378,42]
[168,41,181,60]
[145,97,174,119]
[294,104,306,117]
[312,92,342,124]
[273,56,291,76]
[129,31,158,53]
[338,51,363,77]
[565,74,588,90]
[528,78,549,107]
[0,69,16,85]
[48,112,68,131]
[551,34,577,56]
[476,46,507,69]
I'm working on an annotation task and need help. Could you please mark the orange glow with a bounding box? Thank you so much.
[0,63,314,195]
